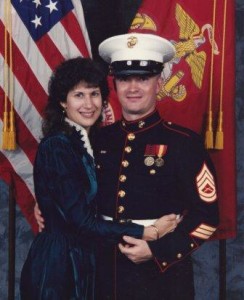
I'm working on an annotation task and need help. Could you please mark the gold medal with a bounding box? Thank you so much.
[155,157,164,167]
[144,156,155,166]
[155,145,167,167]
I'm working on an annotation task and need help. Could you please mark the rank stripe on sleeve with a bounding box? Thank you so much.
[196,163,217,202]
[191,223,217,240]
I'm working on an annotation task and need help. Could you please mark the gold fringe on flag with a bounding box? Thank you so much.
[2,0,16,150]
[205,0,217,149]
[215,111,223,149]
[2,0,9,149]
[2,111,9,149]
[205,111,214,149]
[8,5,16,150]
[8,110,16,150]
[215,0,227,150]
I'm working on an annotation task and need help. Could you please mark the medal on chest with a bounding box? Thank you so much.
[144,145,155,166]
[144,144,168,167]
[155,145,167,167]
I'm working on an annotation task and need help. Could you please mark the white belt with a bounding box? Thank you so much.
[101,215,157,226]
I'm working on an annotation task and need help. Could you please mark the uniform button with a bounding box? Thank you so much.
[96,164,101,169]
[117,206,125,214]
[119,175,127,182]
[162,262,167,267]
[122,160,129,167]
[127,133,135,141]
[150,169,156,175]
[118,190,126,198]
[138,121,145,128]
[125,146,132,153]
[122,121,126,127]
[177,253,182,259]
[190,243,195,248]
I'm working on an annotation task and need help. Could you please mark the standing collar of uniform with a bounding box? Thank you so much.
[120,110,162,133]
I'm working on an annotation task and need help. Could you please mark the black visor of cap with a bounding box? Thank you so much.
[111,60,164,76]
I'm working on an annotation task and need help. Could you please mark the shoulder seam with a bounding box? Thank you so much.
[162,122,191,138]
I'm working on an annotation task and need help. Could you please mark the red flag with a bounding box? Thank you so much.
[103,0,236,239]
[0,0,91,233]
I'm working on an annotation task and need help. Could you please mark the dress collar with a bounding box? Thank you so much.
[120,110,162,133]
[65,118,94,158]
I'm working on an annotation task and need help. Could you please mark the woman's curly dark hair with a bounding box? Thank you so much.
[42,57,109,137]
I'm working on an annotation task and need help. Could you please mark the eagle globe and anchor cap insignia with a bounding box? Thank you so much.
[130,4,220,102]
[127,36,138,48]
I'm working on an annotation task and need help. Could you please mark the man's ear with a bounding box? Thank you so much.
[156,75,163,94]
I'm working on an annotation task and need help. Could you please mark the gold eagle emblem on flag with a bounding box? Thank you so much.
[130,4,220,102]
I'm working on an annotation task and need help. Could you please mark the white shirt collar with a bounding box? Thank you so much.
[65,118,94,158]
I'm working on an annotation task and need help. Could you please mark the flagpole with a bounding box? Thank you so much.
[8,183,15,300]
[219,239,226,300]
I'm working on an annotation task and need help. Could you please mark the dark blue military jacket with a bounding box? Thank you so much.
[94,110,219,272]
[20,128,143,300]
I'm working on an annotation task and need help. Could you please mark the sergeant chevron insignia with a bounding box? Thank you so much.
[196,163,217,202]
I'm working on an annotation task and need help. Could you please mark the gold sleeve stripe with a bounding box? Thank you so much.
[191,224,217,239]
[198,224,216,232]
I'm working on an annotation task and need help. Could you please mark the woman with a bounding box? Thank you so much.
[20,57,178,300]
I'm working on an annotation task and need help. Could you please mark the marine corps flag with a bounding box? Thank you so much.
[104,0,236,239]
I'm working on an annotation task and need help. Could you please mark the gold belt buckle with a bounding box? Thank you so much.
[118,218,132,224]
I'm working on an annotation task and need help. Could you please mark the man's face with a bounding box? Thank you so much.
[114,74,162,121]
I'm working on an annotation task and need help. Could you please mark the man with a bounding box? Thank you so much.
[94,33,219,299]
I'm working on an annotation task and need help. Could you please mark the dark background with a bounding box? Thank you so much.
[81,0,142,60]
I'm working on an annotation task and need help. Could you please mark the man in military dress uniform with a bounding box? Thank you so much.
[95,33,219,299]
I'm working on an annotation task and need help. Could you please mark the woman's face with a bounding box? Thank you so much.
[61,81,103,132]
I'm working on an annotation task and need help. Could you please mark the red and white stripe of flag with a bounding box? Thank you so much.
[0,0,91,232]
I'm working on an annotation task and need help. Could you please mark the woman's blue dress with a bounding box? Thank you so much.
[20,127,143,300]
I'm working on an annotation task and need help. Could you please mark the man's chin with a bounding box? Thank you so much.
[123,109,149,120]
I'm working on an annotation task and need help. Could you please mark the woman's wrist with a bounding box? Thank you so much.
[142,225,159,241]
[150,224,159,239]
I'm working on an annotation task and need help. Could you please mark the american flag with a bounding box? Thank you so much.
[0,0,91,233]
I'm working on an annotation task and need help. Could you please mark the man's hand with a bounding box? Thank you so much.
[34,203,45,232]
[118,236,153,264]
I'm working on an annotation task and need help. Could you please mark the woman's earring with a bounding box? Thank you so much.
[61,108,66,123]
[103,100,108,108]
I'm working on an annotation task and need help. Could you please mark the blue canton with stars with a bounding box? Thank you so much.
[11,0,74,41]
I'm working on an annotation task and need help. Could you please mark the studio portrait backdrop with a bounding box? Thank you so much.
[0,0,243,299]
